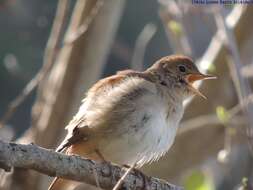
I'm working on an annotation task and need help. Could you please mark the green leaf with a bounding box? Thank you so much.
[242,177,248,188]
[168,20,182,36]
[207,63,216,73]
[184,170,214,190]
[216,106,230,124]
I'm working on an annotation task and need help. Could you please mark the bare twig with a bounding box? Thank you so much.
[214,6,253,155]
[0,140,183,190]
[38,0,70,88]
[241,63,253,78]
[64,0,104,44]
[179,94,253,135]
[0,0,124,189]
[158,1,193,56]
[0,0,70,129]
[215,7,252,104]
[113,162,137,190]
[229,94,253,117]
[131,23,157,71]
[179,114,246,135]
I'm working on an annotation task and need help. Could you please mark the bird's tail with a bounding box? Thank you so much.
[48,138,101,190]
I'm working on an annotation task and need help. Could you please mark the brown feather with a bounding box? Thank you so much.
[56,70,155,153]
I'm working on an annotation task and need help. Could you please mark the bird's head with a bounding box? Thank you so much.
[146,55,216,99]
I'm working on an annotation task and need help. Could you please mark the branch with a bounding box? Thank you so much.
[0,0,70,129]
[130,23,157,71]
[64,0,104,44]
[1,1,126,189]
[0,140,183,190]
[179,94,253,135]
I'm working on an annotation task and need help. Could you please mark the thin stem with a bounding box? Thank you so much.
[0,0,70,129]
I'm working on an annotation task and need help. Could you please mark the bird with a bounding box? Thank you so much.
[48,55,216,190]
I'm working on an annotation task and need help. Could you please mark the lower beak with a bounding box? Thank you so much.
[184,73,216,99]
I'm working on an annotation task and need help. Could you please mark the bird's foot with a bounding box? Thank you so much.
[122,164,131,168]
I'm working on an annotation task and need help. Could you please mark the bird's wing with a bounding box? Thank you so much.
[56,70,150,152]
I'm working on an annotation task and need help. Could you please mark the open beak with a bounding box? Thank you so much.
[184,73,216,99]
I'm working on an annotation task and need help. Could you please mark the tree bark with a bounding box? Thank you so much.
[0,0,125,189]
[143,5,253,182]
[0,140,183,190]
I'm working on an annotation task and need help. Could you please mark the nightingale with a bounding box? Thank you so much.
[48,55,215,190]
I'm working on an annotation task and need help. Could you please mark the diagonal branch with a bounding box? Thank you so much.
[0,0,70,129]
[0,140,183,190]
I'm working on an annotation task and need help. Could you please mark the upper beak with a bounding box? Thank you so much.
[184,73,216,99]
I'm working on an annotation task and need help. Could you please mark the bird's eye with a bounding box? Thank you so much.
[178,65,186,72]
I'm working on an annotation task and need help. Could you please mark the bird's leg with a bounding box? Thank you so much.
[94,149,114,167]
[91,149,109,188]
[123,163,147,183]
[94,149,107,163]
[122,163,141,176]
[122,164,131,168]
